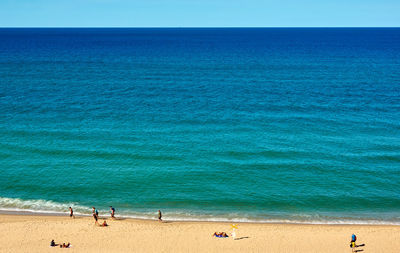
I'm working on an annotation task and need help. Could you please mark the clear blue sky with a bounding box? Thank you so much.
[0,0,399,27]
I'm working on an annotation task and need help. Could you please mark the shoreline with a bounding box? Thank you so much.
[1,211,400,227]
[1,213,400,252]
[1,208,400,226]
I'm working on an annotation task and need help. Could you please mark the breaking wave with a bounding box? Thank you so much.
[1,197,399,225]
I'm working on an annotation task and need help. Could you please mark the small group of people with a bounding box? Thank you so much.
[68,206,163,224]
[50,240,70,248]
[92,206,115,223]
[92,206,114,226]
[68,206,116,226]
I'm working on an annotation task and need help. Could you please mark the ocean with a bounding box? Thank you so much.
[0,28,399,224]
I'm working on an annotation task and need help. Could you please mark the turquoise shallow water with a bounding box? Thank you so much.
[0,28,400,223]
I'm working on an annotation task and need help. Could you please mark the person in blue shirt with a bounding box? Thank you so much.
[350,234,356,251]
[350,234,365,252]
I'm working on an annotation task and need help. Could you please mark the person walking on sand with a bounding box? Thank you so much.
[110,206,116,219]
[158,210,162,222]
[69,207,75,219]
[350,234,357,252]
[92,207,99,225]
[350,234,365,252]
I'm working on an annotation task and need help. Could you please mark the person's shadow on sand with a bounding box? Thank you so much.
[353,243,365,252]
[234,236,250,240]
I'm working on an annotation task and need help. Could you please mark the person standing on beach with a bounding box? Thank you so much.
[69,207,74,219]
[110,206,115,219]
[349,234,365,252]
[92,207,99,225]
[350,234,356,251]
[158,210,162,222]
[231,224,238,240]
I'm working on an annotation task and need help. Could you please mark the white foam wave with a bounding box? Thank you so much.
[1,197,399,225]
[113,212,400,225]
[0,197,90,216]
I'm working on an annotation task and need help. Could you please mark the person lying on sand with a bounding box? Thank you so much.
[59,243,70,248]
[100,221,108,227]
[50,240,58,247]
[213,232,228,238]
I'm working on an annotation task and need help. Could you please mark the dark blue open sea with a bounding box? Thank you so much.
[0,28,399,224]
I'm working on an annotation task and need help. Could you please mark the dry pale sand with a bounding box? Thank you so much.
[0,214,399,253]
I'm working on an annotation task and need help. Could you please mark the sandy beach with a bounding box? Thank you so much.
[0,214,399,253]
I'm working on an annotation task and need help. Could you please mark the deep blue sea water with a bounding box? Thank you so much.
[0,28,399,223]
